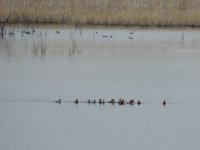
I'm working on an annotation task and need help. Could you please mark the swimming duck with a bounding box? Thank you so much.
[129,99,134,105]
[108,99,115,104]
[74,99,78,104]
[91,99,96,104]
[98,99,102,104]
[102,35,108,38]
[118,99,125,105]
[128,36,133,39]
[55,99,62,104]
[137,100,141,105]
[102,99,105,104]
[111,99,115,104]
[162,100,166,106]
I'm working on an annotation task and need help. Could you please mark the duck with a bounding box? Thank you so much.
[74,99,78,104]
[128,36,133,39]
[102,99,105,104]
[137,100,141,105]
[102,35,108,38]
[98,99,102,104]
[55,99,62,104]
[118,99,125,105]
[162,100,166,106]
[91,99,96,104]
[108,99,115,104]
[110,99,115,104]
[129,99,134,105]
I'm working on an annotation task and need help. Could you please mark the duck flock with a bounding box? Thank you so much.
[55,98,167,106]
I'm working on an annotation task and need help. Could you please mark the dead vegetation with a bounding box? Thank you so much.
[1,0,200,27]
[32,41,47,56]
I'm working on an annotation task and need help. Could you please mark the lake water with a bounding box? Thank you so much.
[0,25,200,150]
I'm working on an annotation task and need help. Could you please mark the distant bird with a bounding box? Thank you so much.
[98,99,102,104]
[130,32,134,34]
[91,99,96,104]
[128,36,133,39]
[56,30,60,34]
[55,99,62,104]
[111,99,115,104]
[137,100,141,105]
[74,99,78,104]
[102,99,105,104]
[21,30,31,35]
[88,99,91,104]
[108,99,115,104]
[129,99,134,105]
[162,100,166,106]
[26,31,31,35]
[102,35,108,38]
[118,99,125,105]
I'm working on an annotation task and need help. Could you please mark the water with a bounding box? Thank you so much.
[0,25,200,150]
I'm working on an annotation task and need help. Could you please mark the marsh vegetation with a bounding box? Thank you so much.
[32,41,47,56]
[1,0,200,26]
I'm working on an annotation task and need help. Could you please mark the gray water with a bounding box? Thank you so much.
[0,25,200,150]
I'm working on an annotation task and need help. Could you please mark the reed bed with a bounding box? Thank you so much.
[1,0,200,26]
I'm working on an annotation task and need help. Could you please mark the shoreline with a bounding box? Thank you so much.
[1,22,200,29]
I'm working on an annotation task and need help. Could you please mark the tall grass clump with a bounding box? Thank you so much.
[1,0,200,26]
[32,41,47,56]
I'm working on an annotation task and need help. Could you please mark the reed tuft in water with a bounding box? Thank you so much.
[32,41,47,56]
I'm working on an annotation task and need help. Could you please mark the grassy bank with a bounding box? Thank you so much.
[1,0,200,26]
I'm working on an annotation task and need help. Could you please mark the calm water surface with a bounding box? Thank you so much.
[0,25,200,150]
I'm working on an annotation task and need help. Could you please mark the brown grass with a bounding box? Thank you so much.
[1,0,200,26]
